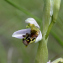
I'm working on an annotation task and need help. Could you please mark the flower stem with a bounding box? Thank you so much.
[45,0,61,39]
[35,39,48,63]
[35,0,61,63]
[45,19,54,39]
[35,0,50,63]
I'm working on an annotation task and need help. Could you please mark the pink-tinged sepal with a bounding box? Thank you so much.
[12,29,31,39]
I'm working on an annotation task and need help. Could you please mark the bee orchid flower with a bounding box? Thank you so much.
[47,60,51,63]
[12,18,42,46]
[47,58,63,63]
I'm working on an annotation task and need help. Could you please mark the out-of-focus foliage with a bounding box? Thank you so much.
[0,0,63,63]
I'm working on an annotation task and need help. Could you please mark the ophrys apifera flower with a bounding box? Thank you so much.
[47,58,63,63]
[12,18,42,46]
[47,60,51,63]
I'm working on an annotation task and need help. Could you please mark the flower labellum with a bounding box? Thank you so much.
[12,18,42,46]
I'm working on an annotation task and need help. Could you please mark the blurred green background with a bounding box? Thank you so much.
[0,0,63,63]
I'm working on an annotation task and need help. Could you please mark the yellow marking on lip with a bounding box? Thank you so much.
[24,38,26,39]
[30,39,32,41]
[29,41,34,44]
[34,39,35,41]
[29,39,36,44]
[27,40,29,41]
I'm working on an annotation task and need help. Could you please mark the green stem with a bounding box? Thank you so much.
[35,39,48,63]
[45,19,54,39]
[35,0,61,63]
[42,0,50,37]
[35,0,50,63]
[45,0,61,39]
[5,0,41,22]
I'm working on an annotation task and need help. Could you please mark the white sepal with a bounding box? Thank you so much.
[35,31,42,43]
[12,29,31,39]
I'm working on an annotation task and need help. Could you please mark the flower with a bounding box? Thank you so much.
[47,58,63,63]
[52,58,63,63]
[12,18,42,46]
[47,60,51,63]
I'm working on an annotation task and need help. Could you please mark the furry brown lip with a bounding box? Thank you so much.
[22,30,38,46]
